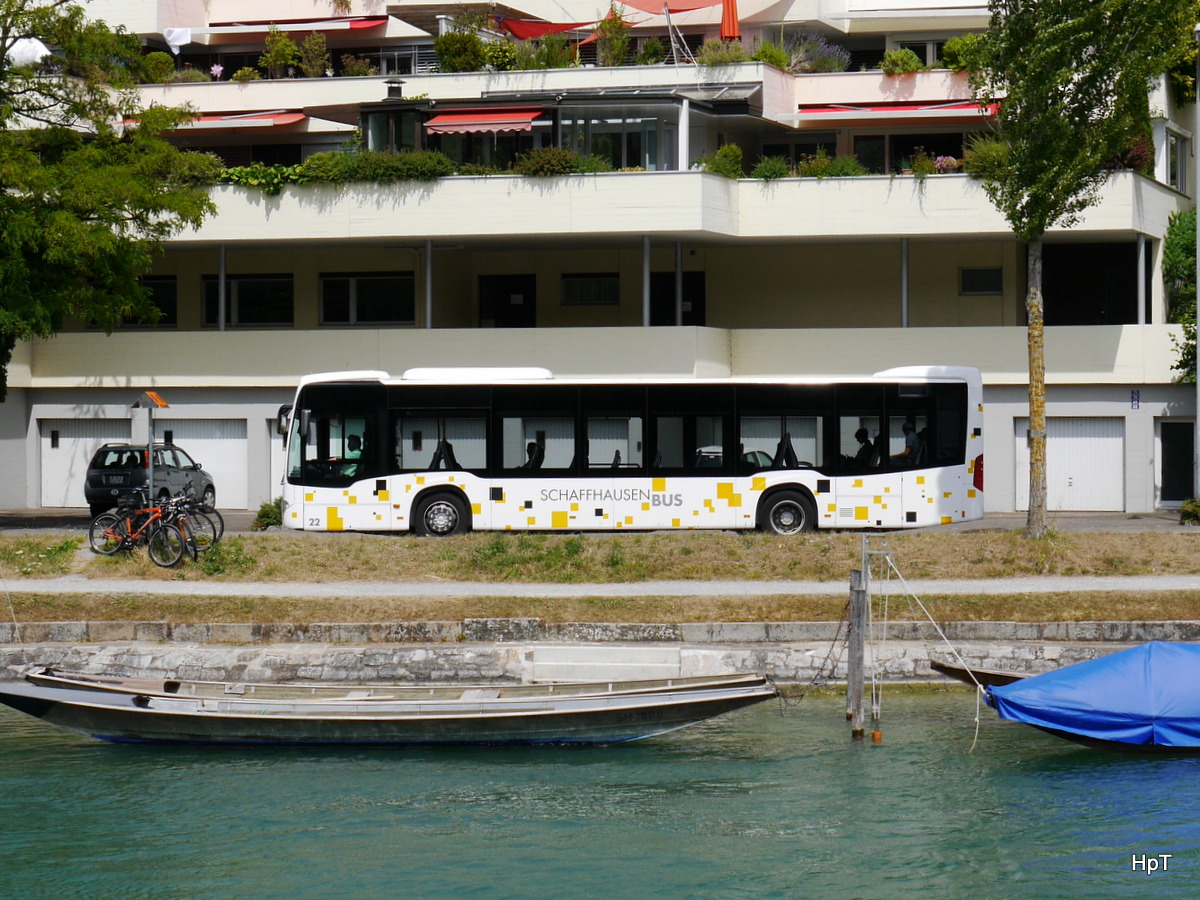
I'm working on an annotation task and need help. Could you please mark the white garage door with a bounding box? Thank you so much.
[1014,417,1125,511]
[41,419,132,508]
[269,421,287,505]
[157,419,249,509]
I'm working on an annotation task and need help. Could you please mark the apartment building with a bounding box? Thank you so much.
[2,0,1193,515]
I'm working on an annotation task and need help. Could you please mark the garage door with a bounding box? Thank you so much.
[40,419,131,508]
[1014,417,1125,511]
[158,419,249,509]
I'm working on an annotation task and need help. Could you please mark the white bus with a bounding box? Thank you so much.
[276,365,984,535]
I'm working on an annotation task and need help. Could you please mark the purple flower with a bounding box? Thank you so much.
[210,64,224,79]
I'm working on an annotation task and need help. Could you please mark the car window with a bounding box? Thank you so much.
[174,449,196,468]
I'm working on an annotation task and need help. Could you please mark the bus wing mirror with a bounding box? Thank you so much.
[299,409,312,442]
[276,405,293,436]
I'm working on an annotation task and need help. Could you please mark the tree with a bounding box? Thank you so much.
[1164,209,1197,383]
[973,0,1193,537]
[259,24,299,79]
[0,0,220,401]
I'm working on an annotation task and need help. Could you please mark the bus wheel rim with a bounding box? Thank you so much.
[425,501,458,534]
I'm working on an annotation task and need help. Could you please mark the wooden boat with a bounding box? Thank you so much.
[987,642,1200,752]
[929,660,1026,688]
[0,670,778,746]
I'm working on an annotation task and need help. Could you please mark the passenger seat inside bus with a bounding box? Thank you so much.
[429,440,462,470]
[772,433,799,469]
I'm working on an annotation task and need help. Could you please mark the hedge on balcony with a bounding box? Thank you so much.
[218,148,615,194]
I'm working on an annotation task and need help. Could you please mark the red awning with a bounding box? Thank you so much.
[425,109,543,136]
[494,17,597,40]
[173,112,308,131]
[797,100,996,117]
[620,0,722,13]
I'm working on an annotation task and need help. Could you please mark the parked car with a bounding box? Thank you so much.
[84,442,216,516]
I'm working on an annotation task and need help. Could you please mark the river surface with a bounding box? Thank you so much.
[1,690,1196,899]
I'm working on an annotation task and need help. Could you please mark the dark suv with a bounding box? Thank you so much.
[84,442,216,516]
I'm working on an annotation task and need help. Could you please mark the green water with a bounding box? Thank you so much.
[1,691,1196,899]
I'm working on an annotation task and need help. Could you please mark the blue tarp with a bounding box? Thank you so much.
[986,642,1200,748]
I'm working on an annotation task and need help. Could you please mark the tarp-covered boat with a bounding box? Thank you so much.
[0,670,778,747]
[986,642,1200,751]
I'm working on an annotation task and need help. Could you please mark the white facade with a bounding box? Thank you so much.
[2,1,1195,513]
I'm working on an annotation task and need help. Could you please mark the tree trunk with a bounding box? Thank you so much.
[1026,239,1048,539]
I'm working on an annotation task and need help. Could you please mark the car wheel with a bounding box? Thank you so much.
[201,485,216,509]
[759,490,817,535]
[89,503,111,517]
[413,492,470,537]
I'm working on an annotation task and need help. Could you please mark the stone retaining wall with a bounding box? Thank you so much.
[1,617,1171,686]
[3,619,1200,646]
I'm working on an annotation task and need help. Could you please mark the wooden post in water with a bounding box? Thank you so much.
[847,569,867,740]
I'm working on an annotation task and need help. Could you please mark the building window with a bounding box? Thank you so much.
[204,275,293,327]
[896,39,948,67]
[960,267,1003,296]
[562,273,619,306]
[1168,131,1188,194]
[321,273,415,325]
[109,277,178,329]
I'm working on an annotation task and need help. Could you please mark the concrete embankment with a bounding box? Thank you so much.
[5,618,1197,686]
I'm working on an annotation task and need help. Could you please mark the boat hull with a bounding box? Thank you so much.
[0,677,777,746]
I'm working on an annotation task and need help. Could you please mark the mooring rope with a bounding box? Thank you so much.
[879,554,986,751]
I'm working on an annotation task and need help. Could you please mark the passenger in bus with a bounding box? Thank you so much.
[845,428,873,467]
[521,442,544,470]
[345,435,362,459]
[891,422,920,465]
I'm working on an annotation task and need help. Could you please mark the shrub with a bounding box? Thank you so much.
[295,151,353,182]
[751,155,791,180]
[299,32,331,78]
[697,143,744,178]
[827,154,868,177]
[795,149,867,178]
[942,33,985,73]
[221,162,298,195]
[164,67,210,83]
[457,162,505,176]
[536,33,577,69]
[786,33,850,74]
[484,40,519,71]
[880,48,922,75]
[140,51,175,84]
[750,41,790,70]
[231,66,261,82]
[253,497,283,530]
[595,5,633,67]
[340,53,378,76]
[635,36,667,65]
[696,39,749,66]
[259,23,299,79]
[435,32,486,72]
[1181,498,1200,526]
[962,132,1009,178]
[908,147,938,178]
[512,147,613,176]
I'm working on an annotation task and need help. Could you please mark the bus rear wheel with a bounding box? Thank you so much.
[759,490,816,535]
[414,492,470,537]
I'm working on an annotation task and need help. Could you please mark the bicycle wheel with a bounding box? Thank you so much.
[174,516,199,562]
[88,514,126,555]
[186,511,219,554]
[201,505,225,541]
[147,522,186,568]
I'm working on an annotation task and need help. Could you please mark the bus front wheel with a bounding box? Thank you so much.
[759,490,816,535]
[414,492,470,537]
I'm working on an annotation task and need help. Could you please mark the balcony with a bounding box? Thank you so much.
[13,325,1183,390]
[173,170,1184,247]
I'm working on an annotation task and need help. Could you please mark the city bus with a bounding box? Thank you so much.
[276,365,984,535]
